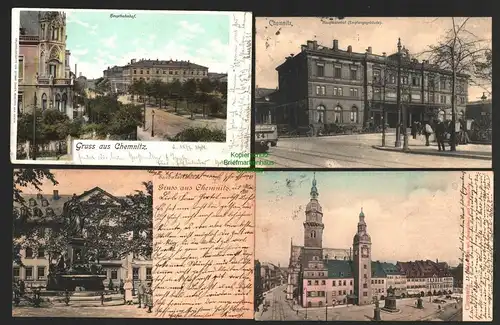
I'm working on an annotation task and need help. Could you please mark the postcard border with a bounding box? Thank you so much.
[10,8,252,167]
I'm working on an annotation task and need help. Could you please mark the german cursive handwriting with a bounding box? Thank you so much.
[152,171,255,319]
[460,171,493,321]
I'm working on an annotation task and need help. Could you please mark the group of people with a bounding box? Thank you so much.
[411,118,469,151]
[136,281,153,313]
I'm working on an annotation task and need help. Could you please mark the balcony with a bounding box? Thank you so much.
[37,77,72,86]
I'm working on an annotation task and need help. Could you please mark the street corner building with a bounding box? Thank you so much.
[17,11,76,118]
[285,175,455,308]
[12,186,152,309]
[255,39,469,135]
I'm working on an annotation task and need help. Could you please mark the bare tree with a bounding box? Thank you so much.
[417,18,490,151]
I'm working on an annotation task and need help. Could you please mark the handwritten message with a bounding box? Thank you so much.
[460,171,493,322]
[152,171,255,319]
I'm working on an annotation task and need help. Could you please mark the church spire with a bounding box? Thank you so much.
[310,172,319,199]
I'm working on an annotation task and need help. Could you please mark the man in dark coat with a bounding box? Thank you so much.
[435,119,446,151]
[137,281,145,308]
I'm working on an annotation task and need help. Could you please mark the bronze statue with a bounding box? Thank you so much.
[387,286,395,297]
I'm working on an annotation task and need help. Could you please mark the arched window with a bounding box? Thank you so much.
[42,93,47,110]
[61,93,67,110]
[316,105,325,123]
[350,106,359,123]
[334,106,342,123]
[55,94,61,111]
[310,230,316,238]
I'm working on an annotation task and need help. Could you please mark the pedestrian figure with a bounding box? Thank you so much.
[424,122,433,146]
[435,119,446,151]
[411,122,417,139]
[145,282,153,313]
[19,280,25,296]
[119,279,125,295]
[137,281,145,308]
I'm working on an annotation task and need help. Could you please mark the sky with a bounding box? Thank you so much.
[18,170,150,196]
[65,10,230,79]
[256,17,492,102]
[256,171,466,268]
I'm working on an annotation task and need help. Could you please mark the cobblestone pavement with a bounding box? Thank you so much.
[13,304,153,318]
[260,133,490,168]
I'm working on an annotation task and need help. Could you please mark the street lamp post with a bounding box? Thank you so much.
[151,110,155,137]
[395,38,402,148]
[143,98,147,131]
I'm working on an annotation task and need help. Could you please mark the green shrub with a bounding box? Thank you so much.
[168,126,226,142]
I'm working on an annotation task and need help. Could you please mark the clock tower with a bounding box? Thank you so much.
[352,208,372,305]
[302,173,324,268]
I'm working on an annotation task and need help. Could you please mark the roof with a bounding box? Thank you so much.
[126,59,208,70]
[326,260,353,278]
[19,11,41,36]
[255,88,277,99]
[397,260,452,278]
[13,187,128,223]
[371,261,387,278]
[379,262,404,275]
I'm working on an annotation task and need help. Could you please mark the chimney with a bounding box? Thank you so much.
[75,64,77,77]
[367,46,372,54]
[306,40,314,49]
[301,45,307,51]
[347,45,352,52]
[53,190,60,200]
[79,72,82,78]
[333,39,339,50]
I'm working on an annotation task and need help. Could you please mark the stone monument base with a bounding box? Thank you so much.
[381,297,400,313]
[46,274,106,291]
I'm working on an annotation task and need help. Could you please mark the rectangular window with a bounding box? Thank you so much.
[37,247,45,258]
[316,64,324,77]
[401,76,408,84]
[307,291,311,297]
[373,69,381,82]
[363,292,368,297]
[332,290,336,296]
[363,283,368,288]
[132,267,139,280]
[25,267,33,280]
[37,267,45,279]
[316,85,320,95]
[13,267,20,278]
[440,78,447,90]
[343,280,346,286]
[314,280,319,285]
[146,268,152,280]
[334,66,342,78]
[332,280,336,286]
[133,69,137,74]
[390,75,396,83]
[49,65,57,77]
[350,69,357,80]
[321,280,326,285]
[18,57,24,80]
[338,290,342,295]
[343,290,346,295]
[350,280,353,285]
[350,111,357,123]
[18,94,23,115]
[350,289,353,294]
[25,247,33,258]
[111,270,118,279]
[308,280,312,285]
[364,265,367,270]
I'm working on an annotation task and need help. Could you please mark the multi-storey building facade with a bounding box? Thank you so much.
[380,262,407,297]
[269,39,469,134]
[18,11,74,117]
[397,260,454,296]
[12,187,152,289]
[371,262,388,301]
[103,59,209,93]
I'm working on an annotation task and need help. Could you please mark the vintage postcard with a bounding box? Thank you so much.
[12,169,254,319]
[255,171,493,321]
[11,8,252,167]
[254,17,492,169]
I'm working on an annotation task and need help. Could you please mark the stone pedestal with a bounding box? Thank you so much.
[373,307,381,321]
[382,296,400,313]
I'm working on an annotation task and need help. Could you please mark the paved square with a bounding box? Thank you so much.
[13,305,153,318]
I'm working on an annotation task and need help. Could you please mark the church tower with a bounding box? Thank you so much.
[302,173,324,268]
[352,208,372,305]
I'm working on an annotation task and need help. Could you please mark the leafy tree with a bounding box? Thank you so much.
[13,169,58,264]
[169,126,226,142]
[107,104,143,139]
[121,181,153,258]
[182,79,198,118]
[94,77,112,95]
[17,109,45,144]
[420,18,490,151]
[474,49,492,86]
[169,80,183,112]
